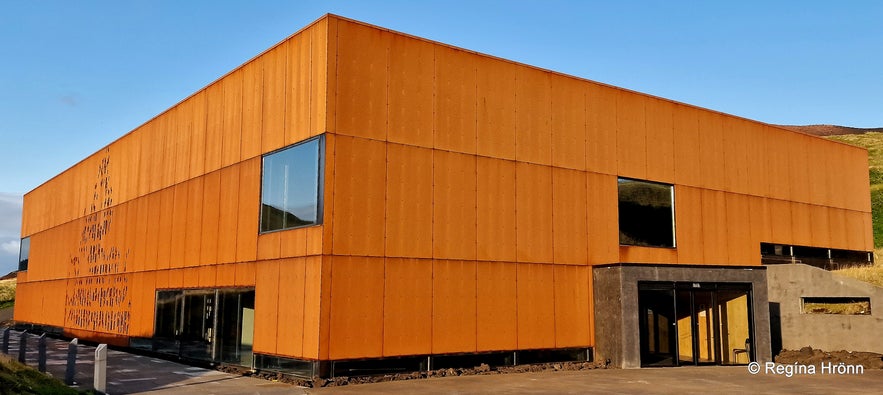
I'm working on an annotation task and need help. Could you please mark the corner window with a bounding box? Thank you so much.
[618,178,675,248]
[260,136,323,232]
[18,237,30,271]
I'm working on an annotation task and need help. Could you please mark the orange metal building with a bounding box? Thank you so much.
[15,15,872,375]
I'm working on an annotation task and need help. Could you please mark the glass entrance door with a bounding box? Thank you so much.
[639,282,753,367]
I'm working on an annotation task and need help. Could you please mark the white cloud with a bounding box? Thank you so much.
[0,192,22,239]
[0,240,18,255]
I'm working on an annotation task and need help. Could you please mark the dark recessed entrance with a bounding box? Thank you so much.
[639,282,753,367]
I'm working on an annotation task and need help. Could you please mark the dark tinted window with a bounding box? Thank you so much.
[260,136,323,232]
[618,178,675,248]
[18,237,30,271]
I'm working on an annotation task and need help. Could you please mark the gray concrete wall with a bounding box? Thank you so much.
[766,264,883,354]
[593,264,771,368]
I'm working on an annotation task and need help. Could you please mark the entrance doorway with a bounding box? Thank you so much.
[639,282,752,367]
[153,288,255,367]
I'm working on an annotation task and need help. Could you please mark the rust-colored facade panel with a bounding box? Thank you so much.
[199,171,221,265]
[276,258,306,357]
[553,265,592,348]
[516,263,555,349]
[256,232,281,261]
[476,261,517,351]
[725,193,755,265]
[236,158,260,263]
[432,260,477,354]
[515,65,552,165]
[434,46,477,153]
[620,246,678,264]
[156,187,175,270]
[335,21,389,140]
[183,177,204,267]
[285,33,312,146]
[697,111,725,191]
[433,150,477,260]
[586,172,619,264]
[310,19,329,137]
[585,84,617,175]
[301,256,323,360]
[328,256,384,359]
[748,195,773,245]
[790,202,813,246]
[700,189,729,265]
[550,75,587,170]
[240,59,264,161]
[809,204,832,248]
[615,90,647,180]
[331,136,387,256]
[675,186,704,264]
[644,98,675,183]
[516,162,553,263]
[388,36,434,147]
[476,157,517,262]
[768,198,794,244]
[386,144,433,257]
[253,260,281,355]
[217,165,241,263]
[672,104,701,187]
[382,258,432,356]
[221,70,244,167]
[261,41,288,154]
[721,117,750,194]
[552,168,589,265]
[279,228,307,258]
[204,82,224,174]
[475,56,516,160]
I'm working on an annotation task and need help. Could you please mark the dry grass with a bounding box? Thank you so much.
[834,261,883,288]
[803,300,871,315]
[0,279,14,310]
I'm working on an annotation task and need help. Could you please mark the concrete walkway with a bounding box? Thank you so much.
[3,329,883,394]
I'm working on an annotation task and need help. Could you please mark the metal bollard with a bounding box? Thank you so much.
[1,328,8,354]
[38,334,47,372]
[94,343,107,394]
[65,338,78,385]
[18,331,27,363]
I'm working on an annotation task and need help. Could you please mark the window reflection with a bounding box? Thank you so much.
[618,178,675,248]
[18,237,30,271]
[260,136,323,232]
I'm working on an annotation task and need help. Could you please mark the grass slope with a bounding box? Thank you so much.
[0,279,14,310]
[0,354,86,395]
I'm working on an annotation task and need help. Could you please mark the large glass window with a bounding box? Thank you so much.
[18,237,30,271]
[618,178,675,248]
[260,136,323,232]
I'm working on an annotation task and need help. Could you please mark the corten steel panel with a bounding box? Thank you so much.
[217,165,241,263]
[306,223,323,256]
[476,157,517,262]
[280,228,307,258]
[516,263,555,349]
[156,187,175,271]
[254,260,281,355]
[204,82,224,174]
[147,121,167,194]
[236,157,260,262]
[169,183,188,269]
[846,145,872,212]
[183,177,204,267]
[434,45,477,154]
[302,256,323,359]
[432,260,477,354]
[188,91,208,180]
[721,117,750,194]
[257,232,281,261]
[168,267,184,289]
[200,171,221,265]
[331,136,387,256]
[322,134,336,255]
[700,189,729,264]
[277,258,307,357]
[262,41,289,154]
[433,150,477,260]
[335,20,389,140]
[585,83,617,175]
[861,211,874,251]
[550,74,587,171]
[383,258,432,356]
[516,162,553,263]
[310,19,329,137]
[787,134,811,204]
[132,271,157,337]
[155,269,170,289]
[216,263,236,286]
[222,69,244,167]
[172,106,192,184]
[285,32,312,146]
[697,111,725,191]
[672,104,701,187]
[553,265,591,347]
[743,121,769,198]
[241,58,264,161]
[768,198,794,244]
[25,233,45,281]
[724,193,755,265]
[316,255,334,360]
[136,126,153,197]
[644,98,675,183]
[386,144,433,257]
[765,126,792,201]
[131,196,149,272]
[615,90,647,180]
[675,185,704,264]
[619,246,678,264]
[552,168,589,265]
[809,204,832,247]
[328,256,385,359]
[790,202,812,246]
[585,172,619,264]
[45,280,66,327]
[515,65,552,165]
[234,261,257,286]
[831,208,851,250]
[388,35,434,147]
[323,17,339,134]
[475,56,517,160]
[144,193,161,271]
[748,196,773,244]
[476,261,517,351]
[158,112,177,190]
[198,265,217,287]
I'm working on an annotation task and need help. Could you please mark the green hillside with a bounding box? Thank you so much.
[825,132,883,248]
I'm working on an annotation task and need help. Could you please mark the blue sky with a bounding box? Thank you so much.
[0,1,882,274]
